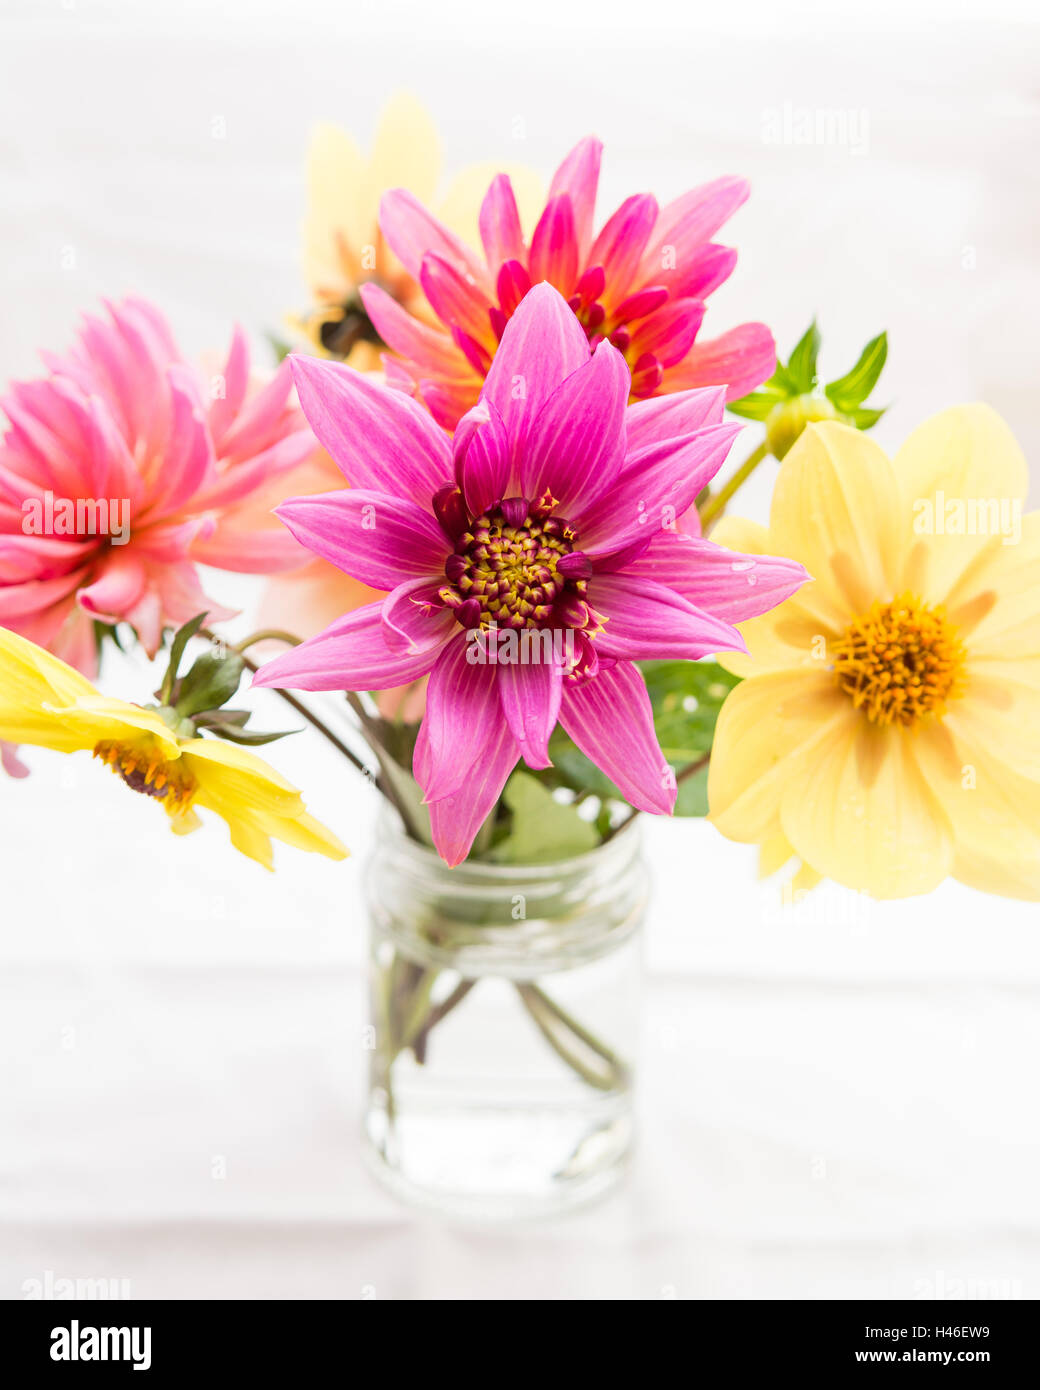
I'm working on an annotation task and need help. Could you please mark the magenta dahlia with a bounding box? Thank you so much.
[358,136,775,429]
[254,285,807,865]
[0,298,316,673]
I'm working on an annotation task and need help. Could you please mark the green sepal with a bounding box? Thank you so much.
[825,332,887,409]
[159,613,208,706]
[786,319,821,393]
[170,647,245,719]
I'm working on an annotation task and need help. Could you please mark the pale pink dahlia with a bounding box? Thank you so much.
[0,298,317,674]
[255,285,807,865]
[359,136,775,429]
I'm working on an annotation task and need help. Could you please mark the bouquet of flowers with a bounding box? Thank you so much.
[3,95,1037,1215]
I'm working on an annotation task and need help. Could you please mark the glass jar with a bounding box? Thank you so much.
[363,815,648,1220]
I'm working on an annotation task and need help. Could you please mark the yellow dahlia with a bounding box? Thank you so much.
[296,91,542,365]
[0,626,347,870]
[708,406,1040,900]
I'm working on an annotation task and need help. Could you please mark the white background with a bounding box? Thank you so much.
[1,0,1039,1300]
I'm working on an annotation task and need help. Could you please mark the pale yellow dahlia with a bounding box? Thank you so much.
[295,91,542,365]
[708,406,1040,899]
[0,626,347,871]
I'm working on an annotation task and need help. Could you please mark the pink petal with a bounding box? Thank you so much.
[252,601,446,692]
[592,572,745,660]
[0,569,87,618]
[208,323,250,445]
[520,340,628,513]
[641,177,749,285]
[624,532,809,622]
[498,657,563,770]
[587,194,659,307]
[575,422,742,552]
[479,174,526,278]
[148,372,215,515]
[453,400,511,516]
[548,136,603,264]
[191,524,307,574]
[559,661,676,814]
[628,299,706,368]
[1,741,30,779]
[623,386,726,453]
[666,322,777,401]
[191,428,316,512]
[289,356,453,504]
[418,709,520,867]
[76,550,147,623]
[379,189,491,292]
[418,637,510,802]
[215,360,294,460]
[420,252,497,349]
[527,193,579,295]
[274,490,450,592]
[481,284,590,456]
[381,576,454,655]
[360,283,464,378]
[667,242,738,301]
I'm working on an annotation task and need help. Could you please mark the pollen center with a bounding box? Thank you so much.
[832,594,965,727]
[93,738,197,813]
[440,496,593,632]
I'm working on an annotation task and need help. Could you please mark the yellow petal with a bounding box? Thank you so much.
[769,421,902,624]
[303,122,370,298]
[894,404,1029,602]
[363,91,441,219]
[948,510,1040,656]
[45,696,182,757]
[779,718,954,898]
[182,738,302,808]
[948,671,1040,780]
[0,625,98,746]
[708,670,851,843]
[436,162,545,249]
[914,719,1040,900]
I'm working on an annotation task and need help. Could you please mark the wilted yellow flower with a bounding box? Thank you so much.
[0,626,347,871]
[296,91,542,365]
[708,406,1040,899]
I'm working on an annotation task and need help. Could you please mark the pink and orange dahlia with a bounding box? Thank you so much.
[360,136,775,429]
[0,298,317,674]
[254,285,807,864]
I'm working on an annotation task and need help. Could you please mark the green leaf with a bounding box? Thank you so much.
[160,613,208,705]
[641,659,740,817]
[489,771,598,864]
[675,764,710,817]
[786,320,821,393]
[726,388,787,422]
[204,724,299,746]
[172,648,245,718]
[843,404,887,430]
[825,331,887,409]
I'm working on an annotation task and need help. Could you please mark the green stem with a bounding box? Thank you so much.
[699,440,770,529]
[515,983,629,1092]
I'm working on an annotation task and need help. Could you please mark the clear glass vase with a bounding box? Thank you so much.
[363,815,648,1220]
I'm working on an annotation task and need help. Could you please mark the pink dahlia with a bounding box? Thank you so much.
[0,298,317,674]
[255,285,807,865]
[359,136,775,429]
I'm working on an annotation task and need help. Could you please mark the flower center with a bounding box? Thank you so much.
[832,594,965,727]
[316,289,385,356]
[437,493,597,633]
[93,738,197,813]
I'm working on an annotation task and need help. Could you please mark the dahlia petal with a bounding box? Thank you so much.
[417,706,520,867]
[0,534,96,583]
[149,371,215,514]
[252,601,443,692]
[0,570,87,618]
[527,193,579,295]
[624,531,810,622]
[191,429,316,512]
[215,360,295,460]
[1,741,30,778]
[559,661,676,814]
[289,356,453,504]
[592,573,745,660]
[548,136,603,263]
[379,188,491,290]
[76,550,147,623]
[498,657,563,770]
[520,340,629,513]
[666,322,776,401]
[575,422,742,551]
[623,385,726,452]
[479,173,526,277]
[420,252,497,350]
[417,637,513,802]
[641,176,749,284]
[667,242,738,301]
[274,490,450,591]
[628,298,706,368]
[208,323,250,446]
[381,576,453,655]
[191,524,307,574]
[454,400,511,516]
[482,284,591,454]
[587,194,659,308]
[418,377,482,431]
[360,283,464,378]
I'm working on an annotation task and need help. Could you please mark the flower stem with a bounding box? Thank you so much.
[515,982,629,1092]
[699,440,770,529]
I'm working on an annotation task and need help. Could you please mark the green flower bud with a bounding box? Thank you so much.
[765,393,846,461]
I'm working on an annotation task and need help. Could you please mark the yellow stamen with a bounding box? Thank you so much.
[93,738,197,813]
[832,593,965,727]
